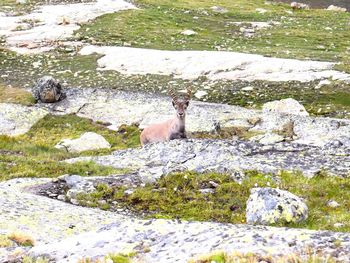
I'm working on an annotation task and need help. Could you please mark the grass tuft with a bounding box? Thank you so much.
[8,232,35,247]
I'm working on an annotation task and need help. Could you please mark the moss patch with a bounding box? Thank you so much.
[0,114,140,181]
[77,171,350,232]
[0,84,35,105]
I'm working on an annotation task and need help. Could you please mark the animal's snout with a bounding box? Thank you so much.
[178,112,184,117]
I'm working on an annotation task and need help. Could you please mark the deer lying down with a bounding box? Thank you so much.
[140,89,191,146]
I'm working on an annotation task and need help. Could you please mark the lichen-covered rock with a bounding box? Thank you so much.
[66,139,350,179]
[55,132,111,153]
[32,76,64,103]
[246,187,308,225]
[58,174,95,201]
[262,98,309,116]
[0,103,48,136]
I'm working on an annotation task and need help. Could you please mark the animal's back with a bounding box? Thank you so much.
[140,121,171,146]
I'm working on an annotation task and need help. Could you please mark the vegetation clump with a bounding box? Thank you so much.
[0,85,35,105]
[77,171,350,232]
[8,232,35,247]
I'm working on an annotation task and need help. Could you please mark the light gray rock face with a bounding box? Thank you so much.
[32,76,64,103]
[262,98,309,116]
[55,132,111,153]
[246,188,308,225]
[79,46,350,82]
[66,139,350,179]
[0,103,48,136]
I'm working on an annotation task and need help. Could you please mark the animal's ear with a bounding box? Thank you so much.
[185,88,192,102]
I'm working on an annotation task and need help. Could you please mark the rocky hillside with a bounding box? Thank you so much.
[0,0,350,262]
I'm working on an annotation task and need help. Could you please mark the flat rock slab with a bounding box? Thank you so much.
[67,139,350,178]
[80,46,350,82]
[0,103,48,136]
[0,0,135,54]
[0,178,350,262]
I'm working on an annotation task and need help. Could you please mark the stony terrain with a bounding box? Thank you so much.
[0,0,350,262]
[2,87,350,148]
[1,178,350,263]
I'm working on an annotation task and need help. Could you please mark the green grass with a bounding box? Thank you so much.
[77,171,350,232]
[0,114,140,181]
[76,0,350,65]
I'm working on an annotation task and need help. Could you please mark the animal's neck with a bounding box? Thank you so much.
[173,115,185,131]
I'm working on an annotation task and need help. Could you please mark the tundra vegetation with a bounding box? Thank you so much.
[76,171,350,233]
[0,0,350,261]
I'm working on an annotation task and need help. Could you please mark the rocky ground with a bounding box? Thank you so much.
[0,0,350,262]
[1,178,350,263]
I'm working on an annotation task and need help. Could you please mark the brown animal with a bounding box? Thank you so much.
[140,88,191,146]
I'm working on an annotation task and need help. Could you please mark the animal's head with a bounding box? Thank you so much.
[169,88,192,119]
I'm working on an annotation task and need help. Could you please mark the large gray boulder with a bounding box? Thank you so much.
[32,76,64,103]
[55,132,111,153]
[246,187,308,225]
[262,98,309,116]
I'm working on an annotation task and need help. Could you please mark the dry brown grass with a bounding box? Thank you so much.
[8,232,35,247]
[0,85,35,105]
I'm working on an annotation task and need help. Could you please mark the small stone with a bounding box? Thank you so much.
[98,200,107,205]
[194,90,207,99]
[70,199,79,205]
[241,86,254,91]
[124,189,134,195]
[199,188,215,194]
[315,79,331,89]
[57,195,66,201]
[290,2,309,10]
[181,30,197,36]
[326,5,347,12]
[256,8,267,14]
[210,6,228,13]
[208,181,219,188]
[327,200,340,208]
